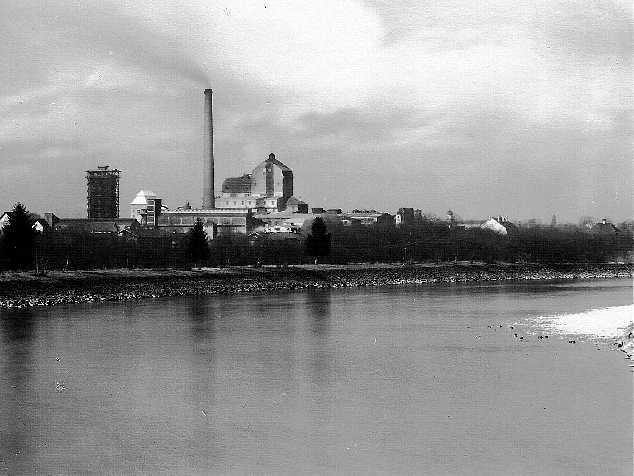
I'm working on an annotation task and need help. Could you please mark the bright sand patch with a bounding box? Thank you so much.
[529,305,634,339]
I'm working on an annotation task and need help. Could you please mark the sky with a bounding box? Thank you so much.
[0,0,631,222]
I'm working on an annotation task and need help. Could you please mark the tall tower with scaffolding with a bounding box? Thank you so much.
[86,165,120,219]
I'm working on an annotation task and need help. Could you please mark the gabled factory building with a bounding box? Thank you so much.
[216,153,295,214]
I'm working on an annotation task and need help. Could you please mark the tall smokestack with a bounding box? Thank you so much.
[202,88,215,209]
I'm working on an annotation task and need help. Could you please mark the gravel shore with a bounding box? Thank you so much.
[0,263,631,309]
[618,323,634,361]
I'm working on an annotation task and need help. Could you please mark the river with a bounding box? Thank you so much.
[0,279,631,475]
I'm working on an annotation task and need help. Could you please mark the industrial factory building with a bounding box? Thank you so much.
[129,190,257,238]
[126,89,263,238]
[130,190,163,227]
[216,153,295,213]
[40,164,136,237]
[128,89,310,239]
[41,89,393,244]
[86,165,120,219]
[46,83,387,242]
[157,209,255,237]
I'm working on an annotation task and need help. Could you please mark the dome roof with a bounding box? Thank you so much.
[285,196,306,205]
[130,190,157,206]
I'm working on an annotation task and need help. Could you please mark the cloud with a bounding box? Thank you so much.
[0,0,630,221]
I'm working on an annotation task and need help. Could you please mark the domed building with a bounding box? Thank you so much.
[130,190,162,227]
[215,153,295,213]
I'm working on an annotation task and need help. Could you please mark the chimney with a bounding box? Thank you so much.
[202,89,215,209]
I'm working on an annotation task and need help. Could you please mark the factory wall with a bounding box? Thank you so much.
[158,210,250,238]
[86,166,120,219]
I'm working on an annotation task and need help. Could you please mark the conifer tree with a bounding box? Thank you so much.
[305,217,331,264]
[186,218,210,265]
[1,202,37,269]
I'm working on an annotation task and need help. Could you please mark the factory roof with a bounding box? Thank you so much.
[53,218,139,235]
[347,211,383,218]
[481,217,508,235]
[86,165,120,175]
[263,153,291,172]
[255,211,314,220]
[267,159,291,172]
[284,196,307,206]
[222,174,252,194]
[591,220,619,234]
[130,190,157,206]
[162,208,250,215]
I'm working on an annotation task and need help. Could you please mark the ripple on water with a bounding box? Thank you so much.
[527,304,634,339]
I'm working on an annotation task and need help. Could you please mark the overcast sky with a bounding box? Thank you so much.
[0,0,631,222]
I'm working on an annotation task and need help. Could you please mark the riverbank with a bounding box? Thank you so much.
[0,262,631,309]
[618,323,634,361]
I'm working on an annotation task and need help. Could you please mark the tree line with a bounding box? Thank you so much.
[0,203,631,271]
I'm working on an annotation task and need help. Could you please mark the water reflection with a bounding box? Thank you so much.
[0,309,36,473]
[301,291,337,468]
[188,295,216,344]
[303,291,333,384]
[305,290,331,336]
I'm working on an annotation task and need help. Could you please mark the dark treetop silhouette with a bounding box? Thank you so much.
[1,203,37,270]
[305,217,331,264]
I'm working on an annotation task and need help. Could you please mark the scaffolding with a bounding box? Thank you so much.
[86,165,120,219]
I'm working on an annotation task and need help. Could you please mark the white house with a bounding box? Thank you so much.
[0,212,48,234]
[481,217,508,235]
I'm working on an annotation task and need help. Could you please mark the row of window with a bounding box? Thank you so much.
[157,217,246,226]
[219,200,278,207]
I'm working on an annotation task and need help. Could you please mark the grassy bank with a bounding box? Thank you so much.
[0,262,631,309]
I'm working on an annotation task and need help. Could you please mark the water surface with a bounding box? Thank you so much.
[1,279,631,475]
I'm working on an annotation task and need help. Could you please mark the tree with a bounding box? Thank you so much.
[185,219,209,265]
[305,217,331,264]
[1,202,37,270]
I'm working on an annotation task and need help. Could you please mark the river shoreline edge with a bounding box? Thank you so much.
[0,262,631,311]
